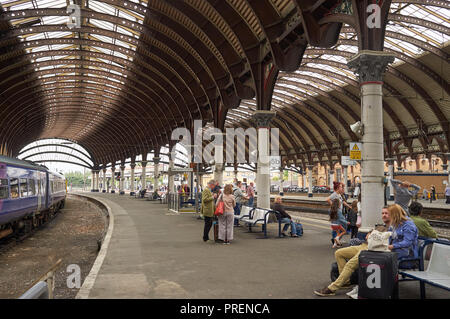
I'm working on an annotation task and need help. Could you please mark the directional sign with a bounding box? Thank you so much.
[349,142,362,160]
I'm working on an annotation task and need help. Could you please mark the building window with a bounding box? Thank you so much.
[20,178,28,197]
[28,179,36,196]
[10,178,19,199]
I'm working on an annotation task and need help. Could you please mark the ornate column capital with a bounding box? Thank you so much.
[141,160,148,168]
[110,166,115,172]
[252,110,276,127]
[130,163,136,169]
[153,156,160,164]
[347,50,395,84]
[120,165,125,170]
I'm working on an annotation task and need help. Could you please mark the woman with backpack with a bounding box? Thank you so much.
[329,198,347,248]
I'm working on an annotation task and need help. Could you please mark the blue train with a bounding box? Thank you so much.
[0,155,66,240]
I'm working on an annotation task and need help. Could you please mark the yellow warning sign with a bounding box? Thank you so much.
[350,142,362,160]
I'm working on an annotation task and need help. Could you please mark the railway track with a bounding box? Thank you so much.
[275,198,450,229]
[0,210,61,254]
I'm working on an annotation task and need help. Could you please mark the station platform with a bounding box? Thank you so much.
[74,192,450,299]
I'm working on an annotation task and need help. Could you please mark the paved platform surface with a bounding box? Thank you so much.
[76,192,450,299]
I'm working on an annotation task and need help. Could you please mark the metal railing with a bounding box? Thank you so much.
[18,259,62,299]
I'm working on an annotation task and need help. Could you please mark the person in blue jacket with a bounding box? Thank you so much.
[315,204,418,297]
[387,204,419,263]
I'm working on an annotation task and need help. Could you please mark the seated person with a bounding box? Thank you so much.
[272,196,298,237]
[314,204,418,297]
[409,201,437,239]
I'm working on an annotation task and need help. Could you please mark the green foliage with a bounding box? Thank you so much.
[65,171,90,185]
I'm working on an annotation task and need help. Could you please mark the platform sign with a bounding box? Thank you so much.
[341,156,358,166]
[349,142,362,160]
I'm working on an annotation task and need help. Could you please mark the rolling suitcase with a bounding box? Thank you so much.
[358,250,398,299]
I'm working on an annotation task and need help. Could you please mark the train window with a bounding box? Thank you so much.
[37,180,41,195]
[50,181,54,193]
[0,179,8,199]
[28,179,36,196]
[19,178,28,197]
[10,178,19,199]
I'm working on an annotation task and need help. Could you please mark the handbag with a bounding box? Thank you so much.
[367,230,392,252]
[214,195,224,216]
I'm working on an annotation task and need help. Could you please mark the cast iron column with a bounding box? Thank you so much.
[253,111,276,209]
[348,51,394,231]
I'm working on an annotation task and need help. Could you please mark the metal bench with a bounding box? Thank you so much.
[239,207,281,238]
[234,205,253,222]
[399,238,450,299]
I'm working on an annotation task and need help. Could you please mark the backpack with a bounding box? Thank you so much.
[295,223,303,236]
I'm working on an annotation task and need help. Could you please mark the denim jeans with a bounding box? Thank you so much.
[234,202,242,226]
[247,197,254,207]
[280,217,296,235]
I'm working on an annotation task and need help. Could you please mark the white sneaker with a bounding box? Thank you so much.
[346,286,358,299]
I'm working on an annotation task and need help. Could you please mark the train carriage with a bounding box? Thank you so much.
[0,155,66,239]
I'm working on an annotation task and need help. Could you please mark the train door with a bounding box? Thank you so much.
[37,176,42,212]
[45,172,49,209]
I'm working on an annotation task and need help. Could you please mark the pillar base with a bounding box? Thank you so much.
[389,195,394,201]
[93,189,99,192]
[91,189,95,192]
[130,192,135,196]
[308,193,313,198]
[111,190,115,194]
[279,192,284,196]
[119,191,125,195]
[102,190,106,193]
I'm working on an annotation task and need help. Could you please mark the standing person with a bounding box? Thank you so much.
[327,182,351,244]
[329,198,347,248]
[445,184,450,204]
[272,196,298,237]
[247,182,255,207]
[430,185,436,202]
[347,201,358,239]
[353,182,360,199]
[356,193,362,228]
[233,181,248,226]
[201,180,216,242]
[218,184,236,245]
[212,180,221,203]
[423,188,428,200]
[390,179,421,215]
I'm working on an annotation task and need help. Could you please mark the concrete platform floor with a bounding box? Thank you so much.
[77,192,450,299]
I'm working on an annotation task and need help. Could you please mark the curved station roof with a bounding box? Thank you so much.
[0,0,448,169]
